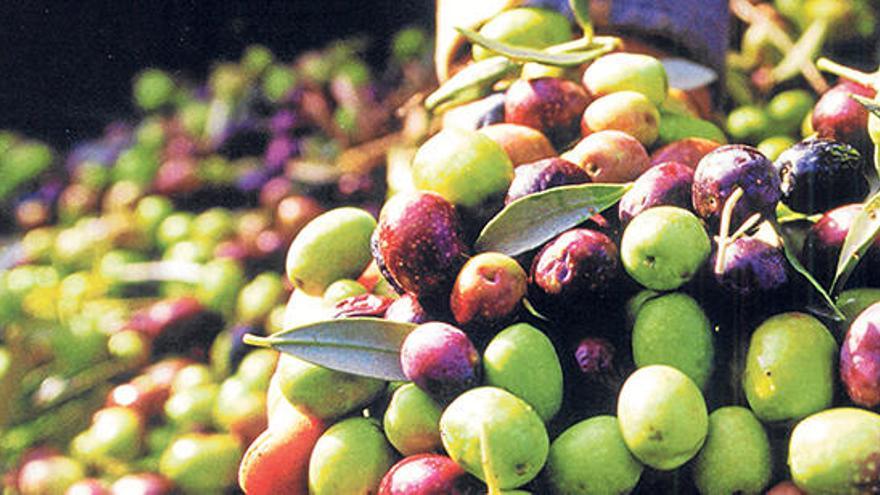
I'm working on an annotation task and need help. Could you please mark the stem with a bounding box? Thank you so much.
[480,423,502,495]
[715,187,745,275]
[770,19,829,86]
[729,213,763,243]
[816,58,876,88]
[729,0,829,93]
[242,333,272,347]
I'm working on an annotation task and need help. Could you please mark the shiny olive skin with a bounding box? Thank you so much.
[619,162,694,226]
[812,80,875,154]
[372,191,469,304]
[504,77,589,147]
[802,203,880,286]
[530,228,619,309]
[774,138,867,214]
[383,294,431,324]
[713,236,788,298]
[378,454,480,495]
[840,302,880,407]
[692,145,781,227]
[505,157,589,205]
[400,322,481,403]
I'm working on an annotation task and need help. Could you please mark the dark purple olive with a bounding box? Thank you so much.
[812,80,875,154]
[712,236,788,297]
[840,302,880,407]
[505,157,590,205]
[372,191,469,304]
[574,337,615,379]
[530,228,619,308]
[334,294,394,319]
[692,144,781,227]
[505,77,589,147]
[384,294,431,324]
[802,204,880,286]
[774,138,867,214]
[618,161,694,225]
[400,322,480,402]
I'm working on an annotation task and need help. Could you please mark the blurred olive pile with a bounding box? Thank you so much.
[0,27,433,494]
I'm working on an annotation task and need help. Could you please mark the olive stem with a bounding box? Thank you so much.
[242,333,272,348]
[770,19,829,87]
[480,423,502,495]
[729,0,829,93]
[714,187,745,275]
[816,57,876,89]
[728,212,763,243]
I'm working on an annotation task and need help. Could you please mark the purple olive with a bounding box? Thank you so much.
[530,228,619,308]
[378,454,480,495]
[840,302,880,407]
[774,138,867,214]
[505,77,589,147]
[372,192,469,304]
[692,144,781,227]
[812,80,875,154]
[384,294,431,324]
[802,204,880,286]
[618,161,694,225]
[712,236,788,297]
[400,322,480,402]
[505,157,590,205]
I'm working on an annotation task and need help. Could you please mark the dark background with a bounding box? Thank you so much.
[0,1,434,149]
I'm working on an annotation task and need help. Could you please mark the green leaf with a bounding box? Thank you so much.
[775,202,821,224]
[244,317,417,381]
[850,95,880,183]
[424,56,518,112]
[568,0,593,37]
[457,27,615,67]
[851,94,880,117]
[769,218,845,320]
[475,183,631,256]
[831,190,880,295]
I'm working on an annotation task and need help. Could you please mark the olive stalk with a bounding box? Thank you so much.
[729,0,828,93]
[816,58,876,89]
[714,187,745,274]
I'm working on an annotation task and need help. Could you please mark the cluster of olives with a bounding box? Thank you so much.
[244,6,880,495]
[1,28,433,495]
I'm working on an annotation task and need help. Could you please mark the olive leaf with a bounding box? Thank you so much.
[830,190,880,296]
[850,94,880,182]
[768,218,845,321]
[424,56,518,112]
[775,202,821,224]
[568,0,593,37]
[244,317,417,381]
[522,298,550,322]
[475,183,631,256]
[456,27,615,67]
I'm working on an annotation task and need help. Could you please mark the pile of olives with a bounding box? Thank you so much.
[242,5,880,495]
[4,1,880,494]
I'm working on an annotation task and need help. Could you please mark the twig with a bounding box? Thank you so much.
[715,187,745,274]
[729,0,829,93]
